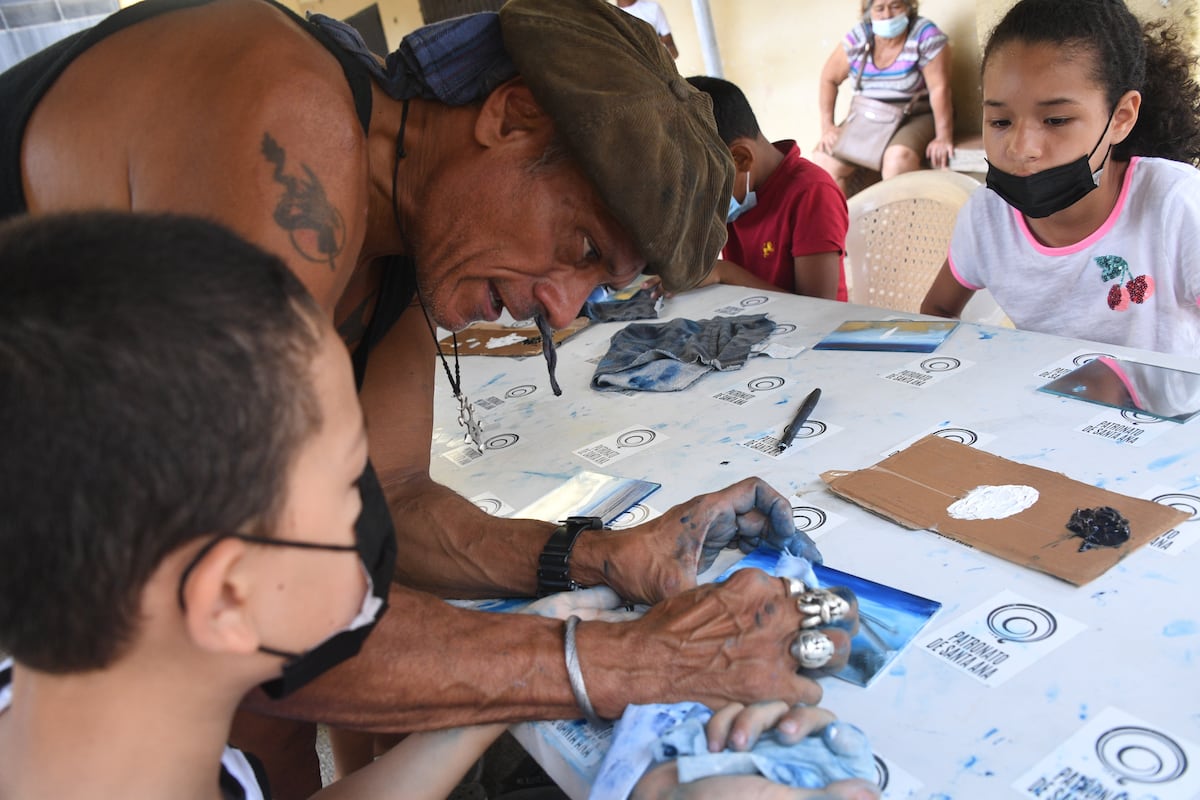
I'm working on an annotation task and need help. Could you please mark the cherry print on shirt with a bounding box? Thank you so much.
[1095,255,1155,311]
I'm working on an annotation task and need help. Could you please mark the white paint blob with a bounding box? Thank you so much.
[485,333,527,349]
[947,484,1039,520]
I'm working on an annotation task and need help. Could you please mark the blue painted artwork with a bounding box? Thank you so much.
[812,320,959,353]
[813,563,942,687]
[719,548,942,687]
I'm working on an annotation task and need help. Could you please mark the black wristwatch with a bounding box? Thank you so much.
[536,516,604,597]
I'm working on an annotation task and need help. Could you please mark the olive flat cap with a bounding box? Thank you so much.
[499,0,733,292]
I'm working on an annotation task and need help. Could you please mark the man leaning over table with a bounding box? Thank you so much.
[0,0,858,793]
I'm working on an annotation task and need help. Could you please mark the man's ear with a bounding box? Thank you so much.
[475,78,553,147]
[1110,89,1141,146]
[728,139,755,175]
[178,537,261,656]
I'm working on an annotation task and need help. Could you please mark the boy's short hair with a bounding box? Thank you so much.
[685,75,762,146]
[0,212,325,673]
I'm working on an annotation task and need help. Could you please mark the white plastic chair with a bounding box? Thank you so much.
[844,170,1011,326]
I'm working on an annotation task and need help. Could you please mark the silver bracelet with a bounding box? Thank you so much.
[564,615,607,727]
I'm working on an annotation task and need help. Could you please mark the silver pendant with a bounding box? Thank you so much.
[457,393,485,451]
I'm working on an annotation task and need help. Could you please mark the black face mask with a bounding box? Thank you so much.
[985,112,1115,219]
[177,462,397,698]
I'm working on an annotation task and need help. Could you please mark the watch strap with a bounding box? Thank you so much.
[536,516,603,598]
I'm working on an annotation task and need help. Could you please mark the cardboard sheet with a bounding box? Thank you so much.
[439,318,590,357]
[822,435,1189,586]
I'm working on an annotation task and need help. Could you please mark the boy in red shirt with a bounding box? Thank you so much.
[688,76,849,300]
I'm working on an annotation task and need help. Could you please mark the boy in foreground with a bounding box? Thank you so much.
[0,212,874,800]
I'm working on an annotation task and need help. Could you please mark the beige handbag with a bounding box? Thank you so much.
[831,46,926,172]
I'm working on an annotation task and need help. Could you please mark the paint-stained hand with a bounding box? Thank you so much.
[594,569,852,715]
[590,477,819,605]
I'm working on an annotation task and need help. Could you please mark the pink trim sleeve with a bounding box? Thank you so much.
[946,252,983,291]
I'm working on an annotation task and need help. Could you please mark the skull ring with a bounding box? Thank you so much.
[797,588,851,628]
[792,630,835,670]
[781,577,809,597]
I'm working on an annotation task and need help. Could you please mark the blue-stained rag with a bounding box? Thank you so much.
[582,286,663,323]
[591,315,776,392]
[589,702,874,800]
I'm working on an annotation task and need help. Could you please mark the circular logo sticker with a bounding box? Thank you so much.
[1120,409,1163,425]
[921,356,961,373]
[748,376,785,392]
[484,433,519,450]
[873,755,890,790]
[1152,492,1200,520]
[791,506,828,532]
[610,504,651,530]
[505,384,537,399]
[986,603,1058,643]
[616,429,656,448]
[1095,726,1188,784]
[1073,352,1114,366]
[933,428,979,445]
[474,497,504,515]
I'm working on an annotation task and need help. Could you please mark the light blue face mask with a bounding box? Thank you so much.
[870,13,909,39]
[726,172,758,223]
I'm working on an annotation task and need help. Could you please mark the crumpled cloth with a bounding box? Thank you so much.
[582,286,663,323]
[589,703,874,800]
[589,550,869,800]
[591,315,776,392]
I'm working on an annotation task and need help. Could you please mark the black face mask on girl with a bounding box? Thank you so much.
[177,462,397,698]
[985,110,1115,219]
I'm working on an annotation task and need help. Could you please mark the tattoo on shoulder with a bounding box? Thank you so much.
[261,132,346,272]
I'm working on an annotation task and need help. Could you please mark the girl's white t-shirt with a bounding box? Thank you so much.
[949,156,1200,357]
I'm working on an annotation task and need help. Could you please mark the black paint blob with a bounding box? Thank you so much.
[1067,506,1131,552]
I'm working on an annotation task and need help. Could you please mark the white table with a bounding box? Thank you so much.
[430,286,1200,800]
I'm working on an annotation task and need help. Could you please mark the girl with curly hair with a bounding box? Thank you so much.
[921,0,1200,356]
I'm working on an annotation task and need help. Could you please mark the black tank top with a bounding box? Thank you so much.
[0,0,375,219]
[0,0,415,379]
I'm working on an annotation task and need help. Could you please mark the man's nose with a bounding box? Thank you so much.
[533,270,600,330]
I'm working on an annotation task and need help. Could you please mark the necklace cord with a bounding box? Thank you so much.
[387,98,463,398]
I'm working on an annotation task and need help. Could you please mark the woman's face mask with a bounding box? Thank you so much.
[726,172,758,223]
[985,110,1115,219]
[870,13,909,40]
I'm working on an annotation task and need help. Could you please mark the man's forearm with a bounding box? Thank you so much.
[246,585,583,730]
[383,473,624,598]
[243,567,827,732]
[385,473,550,596]
[243,584,666,731]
